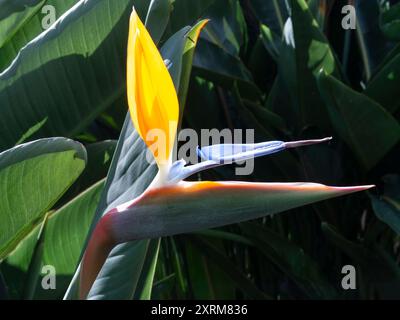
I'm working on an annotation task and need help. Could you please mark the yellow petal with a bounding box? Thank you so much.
[127,8,178,167]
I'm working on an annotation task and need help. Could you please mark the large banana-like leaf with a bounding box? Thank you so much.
[0,137,86,260]
[0,0,44,49]
[0,0,151,151]
[0,0,78,72]
[1,180,104,299]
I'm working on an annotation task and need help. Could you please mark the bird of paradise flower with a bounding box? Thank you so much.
[79,8,373,299]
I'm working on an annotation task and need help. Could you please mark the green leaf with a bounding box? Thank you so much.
[0,0,150,151]
[241,222,337,299]
[160,27,191,94]
[0,0,45,49]
[380,2,400,41]
[1,220,40,299]
[365,53,400,114]
[15,117,48,146]
[37,181,104,299]
[133,239,161,299]
[21,213,49,300]
[65,22,206,300]
[151,274,176,299]
[166,237,187,296]
[0,137,86,259]
[0,0,79,72]
[177,20,209,120]
[145,0,173,45]
[317,71,400,170]
[1,180,104,299]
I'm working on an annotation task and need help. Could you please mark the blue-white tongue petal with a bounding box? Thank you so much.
[197,141,285,163]
[168,137,332,183]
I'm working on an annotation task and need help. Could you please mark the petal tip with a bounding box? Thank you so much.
[354,184,375,191]
[284,137,332,149]
[200,19,211,27]
[130,6,138,19]
[333,184,375,193]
